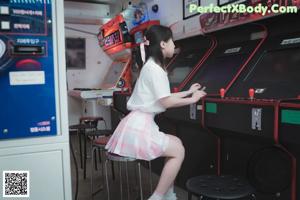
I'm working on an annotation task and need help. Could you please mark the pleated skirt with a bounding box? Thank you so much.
[105,110,169,161]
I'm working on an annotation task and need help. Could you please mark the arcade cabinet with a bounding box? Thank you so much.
[69,14,132,105]
[203,12,300,200]
[161,22,267,188]
[98,14,133,95]
[68,14,133,132]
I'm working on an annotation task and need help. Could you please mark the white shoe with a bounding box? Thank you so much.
[148,193,164,200]
[164,192,177,200]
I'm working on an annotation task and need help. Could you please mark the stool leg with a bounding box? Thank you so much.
[78,129,83,169]
[125,161,130,200]
[100,148,104,181]
[111,161,115,180]
[94,147,98,171]
[119,163,123,200]
[137,162,143,200]
[148,161,153,193]
[134,163,138,189]
[105,159,110,200]
[69,135,79,200]
[188,192,192,200]
[98,148,102,163]
[91,146,96,199]
[83,134,87,179]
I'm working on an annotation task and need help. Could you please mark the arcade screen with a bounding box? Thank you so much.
[183,52,248,94]
[168,49,207,88]
[103,31,121,47]
[101,61,126,89]
[134,31,144,44]
[236,47,300,98]
[122,3,150,31]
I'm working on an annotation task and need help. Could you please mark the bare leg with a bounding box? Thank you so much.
[163,157,176,199]
[149,134,185,199]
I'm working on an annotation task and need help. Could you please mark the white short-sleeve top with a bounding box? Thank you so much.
[127,57,171,114]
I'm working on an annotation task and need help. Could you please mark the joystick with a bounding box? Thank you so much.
[249,88,255,100]
[220,88,225,98]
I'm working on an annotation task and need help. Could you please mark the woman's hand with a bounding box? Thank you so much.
[189,83,201,94]
[159,85,206,108]
[192,90,207,103]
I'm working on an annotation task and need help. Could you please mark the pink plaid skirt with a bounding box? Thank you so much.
[105,110,169,161]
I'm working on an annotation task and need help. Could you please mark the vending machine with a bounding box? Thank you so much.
[0,0,72,199]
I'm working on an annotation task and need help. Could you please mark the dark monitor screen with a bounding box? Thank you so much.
[168,49,207,88]
[236,47,300,98]
[244,47,300,83]
[134,31,144,44]
[184,53,248,94]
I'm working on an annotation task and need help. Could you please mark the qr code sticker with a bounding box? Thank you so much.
[3,171,30,198]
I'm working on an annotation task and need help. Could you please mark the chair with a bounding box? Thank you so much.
[69,116,106,179]
[90,135,114,199]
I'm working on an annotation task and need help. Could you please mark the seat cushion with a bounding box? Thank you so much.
[186,175,255,199]
[93,136,111,146]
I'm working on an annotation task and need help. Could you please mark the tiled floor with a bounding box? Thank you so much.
[69,134,194,200]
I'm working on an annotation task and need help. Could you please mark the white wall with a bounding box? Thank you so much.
[65,23,113,128]
[64,1,110,20]
[66,24,112,89]
[144,0,217,40]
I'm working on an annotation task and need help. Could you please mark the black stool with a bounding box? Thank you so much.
[90,133,115,199]
[186,175,255,200]
[69,116,107,179]
[104,152,153,200]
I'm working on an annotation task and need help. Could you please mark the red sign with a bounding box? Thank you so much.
[98,14,132,55]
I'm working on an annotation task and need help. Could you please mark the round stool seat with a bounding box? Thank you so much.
[86,129,113,137]
[80,116,103,121]
[106,152,136,162]
[69,123,93,130]
[93,136,111,146]
[186,175,255,199]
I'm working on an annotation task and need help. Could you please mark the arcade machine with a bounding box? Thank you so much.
[0,1,71,199]
[97,14,132,100]
[68,14,133,131]
[279,100,300,200]
[69,14,132,106]
[203,11,300,200]
[162,22,267,188]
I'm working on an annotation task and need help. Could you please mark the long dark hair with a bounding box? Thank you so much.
[144,25,173,69]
